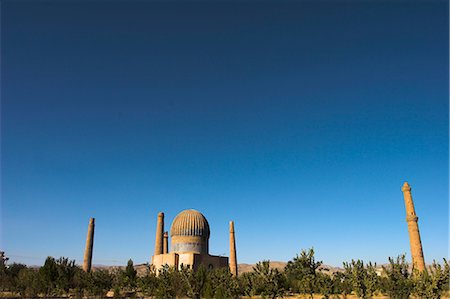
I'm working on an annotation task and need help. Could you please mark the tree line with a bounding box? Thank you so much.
[0,249,448,298]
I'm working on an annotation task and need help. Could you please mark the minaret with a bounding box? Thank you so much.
[229,221,238,276]
[163,231,169,254]
[154,212,164,256]
[401,182,425,271]
[83,218,95,272]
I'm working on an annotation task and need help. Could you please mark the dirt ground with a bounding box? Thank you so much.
[279,294,450,299]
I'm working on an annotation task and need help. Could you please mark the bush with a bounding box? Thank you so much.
[285,248,322,299]
[381,255,412,299]
[1,251,449,299]
[138,264,158,297]
[343,259,379,298]
[207,267,240,298]
[16,267,42,297]
[251,261,285,299]
[413,259,450,299]
[155,265,187,298]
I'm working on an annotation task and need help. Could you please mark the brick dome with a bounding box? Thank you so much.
[170,209,210,239]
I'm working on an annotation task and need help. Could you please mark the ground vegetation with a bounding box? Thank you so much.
[0,250,448,298]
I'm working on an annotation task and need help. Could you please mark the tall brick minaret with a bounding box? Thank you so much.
[163,231,169,254]
[83,218,95,272]
[154,212,164,256]
[401,182,425,271]
[229,221,238,276]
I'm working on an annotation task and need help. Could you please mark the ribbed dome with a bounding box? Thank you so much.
[170,209,210,238]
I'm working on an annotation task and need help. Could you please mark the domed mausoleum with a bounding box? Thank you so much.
[170,209,210,254]
[151,209,237,275]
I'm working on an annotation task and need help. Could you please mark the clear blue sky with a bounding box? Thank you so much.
[1,0,448,267]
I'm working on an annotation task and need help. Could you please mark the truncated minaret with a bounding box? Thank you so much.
[163,231,169,254]
[83,218,95,272]
[154,212,164,256]
[401,182,425,271]
[229,221,238,276]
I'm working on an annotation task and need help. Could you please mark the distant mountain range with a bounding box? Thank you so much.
[237,262,348,274]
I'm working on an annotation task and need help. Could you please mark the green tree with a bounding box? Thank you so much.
[39,256,59,295]
[331,271,352,299]
[111,267,125,294]
[285,248,322,299]
[16,268,42,297]
[239,271,257,297]
[252,261,285,299]
[343,259,378,298]
[124,259,137,290]
[413,259,450,299]
[0,252,8,267]
[317,272,333,299]
[381,255,412,299]
[72,269,88,297]
[180,265,208,299]
[138,264,158,297]
[202,281,214,299]
[6,263,27,293]
[85,269,113,297]
[32,256,82,296]
[111,259,138,295]
[0,251,12,292]
[207,267,240,299]
[365,262,379,297]
[55,257,81,294]
[155,265,187,298]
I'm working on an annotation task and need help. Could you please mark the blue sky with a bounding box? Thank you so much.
[1,0,448,267]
